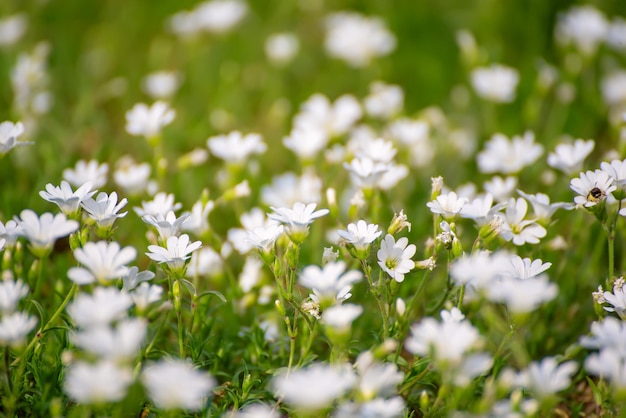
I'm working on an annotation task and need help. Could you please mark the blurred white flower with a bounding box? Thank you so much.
[517,190,573,222]
[187,247,223,278]
[0,278,29,314]
[344,157,392,190]
[125,101,175,139]
[0,312,37,348]
[515,357,577,399]
[142,71,182,99]
[283,127,329,161]
[39,181,96,216]
[322,303,363,331]
[130,282,164,312]
[584,349,626,389]
[67,287,133,328]
[607,17,626,51]
[325,12,396,67]
[377,234,416,283]
[355,137,397,164]
[601,71,626,108]
[555,5,608,56]
[207,131,266,164]
[477,132,543,174]
[0,14,27,47]
[64,361,133,404]
[63,160,109,189]
[470,64,519,103]
[245,224,284,254]
[182,199,215,237]
[265,32,299,65]
[121,266,155,292]
[484,176,517,202]
[459,193,506,226]
[272,363,356,411]
[294,93,362,140]
[487,274,558,313]
[334,397,406,418]
[299,261,362,308]
[0,220,22,248]
[169,0,247,36]
[134,192,182,218]
[547,139,595,175]
[113,157,151,195]
[72,318,147,361]
[364,81,403,119]
[68,241,137,285]
[142,359,216,411]
[228,403,280,418]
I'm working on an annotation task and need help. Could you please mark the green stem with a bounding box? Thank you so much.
[12,284,78,367]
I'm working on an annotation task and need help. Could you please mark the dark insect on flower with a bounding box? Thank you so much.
[587,186,605,203]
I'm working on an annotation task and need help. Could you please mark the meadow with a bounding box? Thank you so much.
[1,0,626,416]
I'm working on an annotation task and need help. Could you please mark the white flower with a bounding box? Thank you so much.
[508,255,551,280]
[142,211,190,240]
[547,139,595,175]
[169,0,247,36]
[283,128,329,160]
[72,318,147,361]
[484,176,517,202]
[516,357,577,399]
[63,159,109,189]
[453,353,494,387]
[517,190,573,222]
[130,283,164,312]
[450,251,514,298]
[477,132,543,174]
[377,234,416,283]
[265,32,299,65]
[0,278,29,314]
[0,312,37,347]
[121,266,155,292]
[261,171,323,208]
[238,256,263,293]
[182,199,215,236]
[0,121,29,155]
[64,360,133,404]
[334,397,406,418]
[67,287,133,328]
[355,137,397,164]
[337,220,382,252]
[81,191,128,229]
[470,64,519,103]
[354,355,404,400]
[0,14,27,47]
[322,303,363,331]
[602,285,626,320]
[146,234,202,273]
[113,157,151,195]
[324,12,396,67]
[272,363,356,411]
[125,101,175,139]
[427,191,467,218]
[16,209,79,257]
[186,247,222,278]
[294,93,362,139]
[245,224,284,253]
[601,159,626,192]
[405,312,481,367]
[207,131,266,164]
[134,192,182,218]
[344,157,392,190]
[268,202,329,243]
[299,261,362,307]
[499,198,547,246]
[555,5,608,56]
[584,349,626,388]
[39,180,96,216]
[570,170,616,207]
[459,193,506,226]
[67,241,137,285]
[229,404,280,418]
[142,71,182,99]
[142,359,216,411]
[608,18,626,51]
[0,220,22,248]
[364,81,403,119]
[580,317,626,354]
[487,275,558,313]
